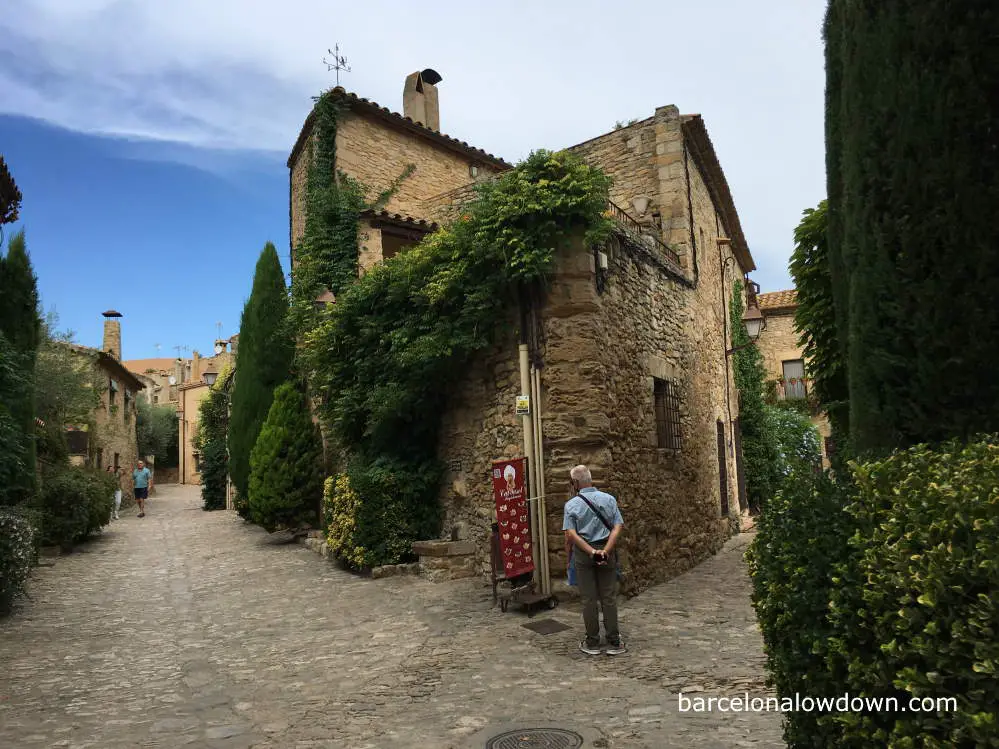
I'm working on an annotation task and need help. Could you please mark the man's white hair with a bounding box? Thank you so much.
[570,465,592,484]
[503,464,516,481]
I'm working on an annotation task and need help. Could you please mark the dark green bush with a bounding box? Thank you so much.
[39,467,113,550]
[747,464,857,748]
[199,440,228,511]
[247,382,324,531]
[0,507,35,615]
[824,437,999,747]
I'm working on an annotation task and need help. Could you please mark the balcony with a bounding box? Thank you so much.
[605,201,682,267]
[775,376,809,401]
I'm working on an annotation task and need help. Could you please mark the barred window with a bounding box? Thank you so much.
[654,377,682,450]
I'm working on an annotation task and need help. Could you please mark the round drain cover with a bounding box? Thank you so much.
[485,728,584,749]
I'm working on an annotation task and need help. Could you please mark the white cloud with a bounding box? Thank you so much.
[1,0,828,288]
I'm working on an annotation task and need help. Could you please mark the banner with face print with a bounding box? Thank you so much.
[491,457,534,578]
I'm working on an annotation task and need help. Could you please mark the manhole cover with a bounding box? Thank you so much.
[521,618,571,636]
[485,728,584,749]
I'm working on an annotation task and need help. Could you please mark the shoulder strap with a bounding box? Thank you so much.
[576,493,614,532]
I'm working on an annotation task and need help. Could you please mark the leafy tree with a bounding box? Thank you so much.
[248,381,324,531]
[730,281,781,510]
[0,155,22,229]
[0,333,28,506]
[34,316,103,468]
[788,201,849,446]
[0,229,41,503]
[194,367,232,511]
[136,398,179,467]
[824,0,999,455]
[227,243,293,504]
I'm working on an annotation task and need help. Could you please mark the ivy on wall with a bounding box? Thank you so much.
[299,147,613,567]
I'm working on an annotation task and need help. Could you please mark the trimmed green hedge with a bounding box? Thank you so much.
[0,507,35,615]
[749,436,999,748]
[39,467,115,550]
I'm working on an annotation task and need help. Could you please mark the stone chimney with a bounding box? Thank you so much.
[403,69,442,131]
[101,310,123,360]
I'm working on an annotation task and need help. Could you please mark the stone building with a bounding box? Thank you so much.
[126,338,236,406]
[287,72,760,592]
[755,289,832,462]
[175,348,234,485]
[65,311,144,496]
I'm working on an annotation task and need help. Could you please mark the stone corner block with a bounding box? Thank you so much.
[411,539,476,557]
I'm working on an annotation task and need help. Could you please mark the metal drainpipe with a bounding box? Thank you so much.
[720,243,735,457]
[531,365,551,595]
[519,343,541,585]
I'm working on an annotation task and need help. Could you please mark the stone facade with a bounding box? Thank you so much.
[175,348,234,486]
[126,339,235,407]
[755,290,832,461]
[287,76,760,593]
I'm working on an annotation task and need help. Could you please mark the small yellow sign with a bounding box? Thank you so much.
[516,395,530,415]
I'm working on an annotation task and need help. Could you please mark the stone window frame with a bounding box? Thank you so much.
[653,377,683,451]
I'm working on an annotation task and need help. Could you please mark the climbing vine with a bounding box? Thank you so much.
[303,148,613,567]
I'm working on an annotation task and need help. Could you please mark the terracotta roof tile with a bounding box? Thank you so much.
[758,289,797,310]
[288,87,512,170]
[123,357,178,374]
[360,209,439,231]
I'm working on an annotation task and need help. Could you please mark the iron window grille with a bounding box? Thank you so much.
[654,377,682,450]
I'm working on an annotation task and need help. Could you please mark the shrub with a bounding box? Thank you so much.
[247,382,324,531]
[39,467,113,550]
[199,440,228,511]
[0,508,35,615]
[823,437,999,747]
[768,404,822,477]
[747,465,857,748]
[324,456,443,569]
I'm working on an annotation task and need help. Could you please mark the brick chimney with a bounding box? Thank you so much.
[403,69,442,131]
[101,310,123,360]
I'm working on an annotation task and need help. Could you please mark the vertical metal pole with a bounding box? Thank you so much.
[532,366,551,596]
[519,344,540,586]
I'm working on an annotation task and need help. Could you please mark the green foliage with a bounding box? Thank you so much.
[731,281,781,510]
[822,437,999,747]
[195,367,232,511]
[248,382,324,531]
[0,229,41,503]
[747,466,857,748]
[323,457,443,569]
[228,243,293,504]
[768,405,822,477]
[34,318,103,468]
[136,399,179,467]
[0,507,35,615]
[0,332,29,506]
[788,200,848,443]
[824,2,999,455]
[0,155,22,227]
[38,466,115,550]
[302,149,612,565]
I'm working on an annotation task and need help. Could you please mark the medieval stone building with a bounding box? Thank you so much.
[287,72,759,592]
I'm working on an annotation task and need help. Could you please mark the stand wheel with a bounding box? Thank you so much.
[500,599,508,612]
[548,596,559,610]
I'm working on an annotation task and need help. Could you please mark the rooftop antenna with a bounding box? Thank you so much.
[323,43,351,86]
[155,343,162,353]
[173,345,191,358]
[216,321,223,340]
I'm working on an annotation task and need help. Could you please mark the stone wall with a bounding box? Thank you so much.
[290,110,502,250]
[92,359,140,497]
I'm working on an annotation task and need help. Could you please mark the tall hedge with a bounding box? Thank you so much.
[195,370,231,511]
[0,230,41,504]
[824,1,999,455]
[247,381,323,531]
[227,243,293,504]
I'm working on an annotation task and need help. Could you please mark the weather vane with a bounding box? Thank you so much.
[323,43,351,86]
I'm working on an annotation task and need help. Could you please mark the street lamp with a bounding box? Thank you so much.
[742,301,766,342]
[202,366,218,387]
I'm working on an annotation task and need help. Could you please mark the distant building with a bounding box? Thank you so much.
[64,311,145,492]
[125,338,236,407]
[755,290,832,463]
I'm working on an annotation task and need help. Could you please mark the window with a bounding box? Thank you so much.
[114,453,120,471]
[653,378,682,450]
[193,452,201,473]
[781,359,807,399]
[66,430,89,456]
[153,394,159,404]
[381,231,418,261]
[109,379,118,407]
[716,420,729,516]
[124,390,132,421]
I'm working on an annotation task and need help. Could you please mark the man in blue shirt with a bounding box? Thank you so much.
[562,464,625,655]
[132,459,152,518]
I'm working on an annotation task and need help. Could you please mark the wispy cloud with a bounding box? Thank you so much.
[1,0,828,289]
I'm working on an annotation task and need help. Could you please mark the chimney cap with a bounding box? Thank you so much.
[102,309,123,318]
[420,69,442,86]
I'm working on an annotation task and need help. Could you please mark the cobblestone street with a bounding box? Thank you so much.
[0,484,783,748]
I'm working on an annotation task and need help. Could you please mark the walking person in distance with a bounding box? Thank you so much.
[562,464,626,655]
[132,459,152,518]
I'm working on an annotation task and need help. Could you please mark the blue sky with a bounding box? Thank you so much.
[1,0,827,360]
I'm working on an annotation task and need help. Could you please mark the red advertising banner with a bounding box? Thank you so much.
[492,457,534,578]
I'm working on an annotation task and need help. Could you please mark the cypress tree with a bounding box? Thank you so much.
[247,381,324,531]
[227,243,293,503]
[0,229,41,503]
[824,0,999,454]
